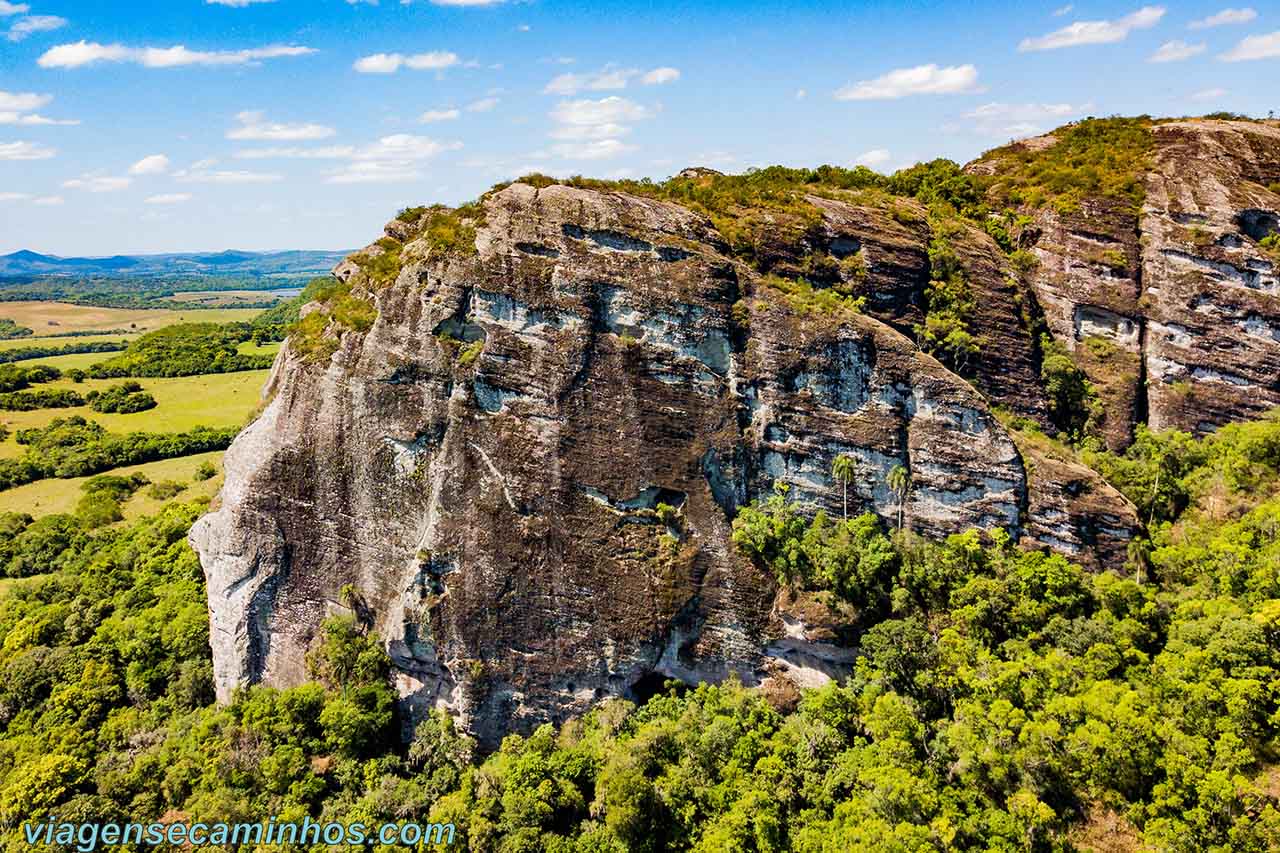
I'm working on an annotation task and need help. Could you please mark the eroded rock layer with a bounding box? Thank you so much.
[193,183,1043,743]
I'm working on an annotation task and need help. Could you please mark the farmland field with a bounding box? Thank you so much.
[0,450,225,520]
[0,300,262,336]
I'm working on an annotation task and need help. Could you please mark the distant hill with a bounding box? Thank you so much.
[0,249,352,279]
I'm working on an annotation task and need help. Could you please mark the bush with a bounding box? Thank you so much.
[193,460,217,481]
[145,480,187,501]
[87,381,157,414]
[88,324,272,378]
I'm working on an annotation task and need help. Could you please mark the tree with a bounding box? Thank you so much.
[832,454,856,520]
[887,464,911,530]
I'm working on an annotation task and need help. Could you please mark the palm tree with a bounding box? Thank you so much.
[832,454,856,520]
[1127,537,1152,586]
[887,464,911,530]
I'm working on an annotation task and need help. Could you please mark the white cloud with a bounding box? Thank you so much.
[547,96,652,160]
[7,14,67,42]
[429,0,507,5]
[145,193,193,204]
[233,145,355,159]
[550,96,651,127]
[1150,40,1206,62]
[63,174,132,193]
[1018,6,1165,51]
[419,108,460,122]
[352,51,458,73]
[960,101,1092,137]
[549,139,636,160]
[320,133,462,183]
[227,110,335,141]
[1191,87,1229,100]
[854,149,890,167]
[1053,4,1073,15]
[0,90,51,111]
[0,192,30,201]
[38,40,316,69]
[129,154,171,175]
[0,2,29,15]
[33,195,63,206]
[0,140,54,160]
[543,65,677,95]
[1189,8,1256,29]
[0,111,77,125]
[835,64,982,100]
[174,167,283,184]
[465,97,499,113]
[641,67,680,85]
[795,89,807,99]
[207,0,277,5]
[1220,30,1280,60]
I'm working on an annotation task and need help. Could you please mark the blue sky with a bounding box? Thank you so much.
[0,0,1275,255]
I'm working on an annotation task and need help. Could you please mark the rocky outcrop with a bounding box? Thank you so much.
[193,183,1045,745]
[193,119,1280,745]
[998,119,1280,447]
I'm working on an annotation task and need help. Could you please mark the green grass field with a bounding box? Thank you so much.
[0,332,140,351]
[0,368,270,460]
[0,301,262,337]
[0,450,225,520]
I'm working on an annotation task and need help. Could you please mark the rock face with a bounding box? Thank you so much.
[191,183,1063,744]
[1001,119,1280,447]
[193,120,1279,744]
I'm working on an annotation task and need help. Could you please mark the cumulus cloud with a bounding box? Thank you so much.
[0,111,76,125]
[0,2,29,15]
[321,134,462,184]
[1053,4,1073,15]
[465,97,499,113]
[232,146,354,159]
[1220,31,1280,60]
[63,174,132,193]
[207,0,277,5]
[352,51,458,73]
[175,167,283,184]
[145,193,193,204]
[0,192,30,201]
[1189,8,1256,29]
[129,154,171,175]
[1191,87,1229,100]
[227,110,335,141]
[7,14,67,42]
[546,96,652,160]
[959,101,1092,137]
[38,40,316,69]
[0,90,49,112]
[419,108,460,122]
[1018,6,1165,51]
[0,89,76,125]
[641,67,680,85]
[544,65,680,95]
[1150,40,1206,62]
[0,140,54,160]
[33,195,63,205]
[835,64,982,100]
[854,149,890,167]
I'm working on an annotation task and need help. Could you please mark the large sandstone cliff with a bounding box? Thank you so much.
[192,118,1279,744]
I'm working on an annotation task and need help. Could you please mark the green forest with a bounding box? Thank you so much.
[2,407,1279,851]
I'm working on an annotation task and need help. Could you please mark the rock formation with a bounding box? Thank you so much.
[193,117,1280,744]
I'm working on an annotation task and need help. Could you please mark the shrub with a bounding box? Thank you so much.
[88,381,157,414]
[146,480,187,501]
[193,460,217,481]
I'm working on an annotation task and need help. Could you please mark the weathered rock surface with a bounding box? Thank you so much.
[997,119,1280,447]
[193,183,1036,744]
[193,120,1279,744]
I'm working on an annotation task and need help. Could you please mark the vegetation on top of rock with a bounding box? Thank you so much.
[970,116,1155,214]
[251,276,337,329]
[287,278,377,363]
[760,273,866,316]
[1040,335,1101,442]
[914,219,979,372]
